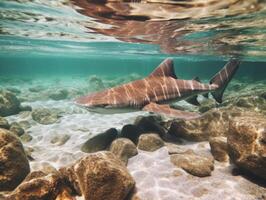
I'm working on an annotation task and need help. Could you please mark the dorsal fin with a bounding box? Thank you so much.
[149,58,178,79]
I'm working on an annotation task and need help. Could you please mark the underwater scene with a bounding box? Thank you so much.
[0,0,266,200]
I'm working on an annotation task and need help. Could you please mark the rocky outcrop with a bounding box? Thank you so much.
[228,114,266,180]
[0,128,30,191]
[170,150,214,177]
[60,151,135,200]
[0,90,21,117]
[137,133,164,152]
[5,171,74,200]
[209,137,229,162]
[81,128,118,153]
[110,138,138,164]
[32,108,61,125]
[168,107,243,141]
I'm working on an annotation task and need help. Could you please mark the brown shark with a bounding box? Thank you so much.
[76,58,240,119]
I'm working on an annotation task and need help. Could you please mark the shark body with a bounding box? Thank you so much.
[76,58,240,119]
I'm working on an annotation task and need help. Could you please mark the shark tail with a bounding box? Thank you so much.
[210,59,240,103]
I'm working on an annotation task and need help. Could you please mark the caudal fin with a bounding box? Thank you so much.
[210,59,240,103]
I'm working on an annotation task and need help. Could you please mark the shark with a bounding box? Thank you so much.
[75,58,240,119]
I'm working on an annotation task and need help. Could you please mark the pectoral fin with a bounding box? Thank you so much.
[186,95,200,106]
[142,102,201,120]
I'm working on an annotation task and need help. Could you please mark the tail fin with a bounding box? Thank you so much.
[210,59,240,103]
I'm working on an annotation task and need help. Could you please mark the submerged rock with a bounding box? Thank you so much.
[81,128,118,153]
[49,89,69,100]
[0,128,30,191]
[134,115,167,138]
[32,108,61,125]
[0,117,9,129]
[88,75,105,91]
[17,120,31,130]
[19,105,32,112]
[209,137,229,162]
[228,114,266,180]
[0,90,21,117]
[170,150,214,177]
[110,138,138,164]
[5,171,72,200]
[20,133,33,143]
[50,134,70,146]
[168,107,243,141]
[137,133,164,152]
[120,124,142,144]
[9,122,25,137]
[60,151,135,200]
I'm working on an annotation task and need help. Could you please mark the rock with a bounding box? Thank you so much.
[170,150,214,177]
[0,90,21,117]
[168,107,242,141]
[81,128,118,153]
[51,134,70,146]
[17,120,31,130]
[29,86,45,93]
[198,99,217,113]
[32,108,61,125]
[0,128,30,191]
[60,151,135,200]
[228,114,266,180]
[5,171,71,200]
[110,138,138,164]
[9,122,25,136]
[120,124,142,144]
[49,89,69,100]
[6,87,21,94]
[19,105,32,112]
[88,75,105,91]
[0,117,9,129]
[20,133,33,142]
[134,116,167,139]
[165,143,188,155]
[209,137,229,162]
[137,133,164,152]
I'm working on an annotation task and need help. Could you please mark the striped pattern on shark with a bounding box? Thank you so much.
[76,58,240,119]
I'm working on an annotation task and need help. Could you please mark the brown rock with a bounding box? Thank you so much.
[60,151,135,200]
[0,128,30,191]
[168,107,243,141]
[6,171,68,200]
[137,133,164,152]
[209,137,229,162]
[110,138,138,164]
[170,150,214,177]
[228,114,266,180]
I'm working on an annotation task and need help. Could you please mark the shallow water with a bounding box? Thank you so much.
[0,0,266,199]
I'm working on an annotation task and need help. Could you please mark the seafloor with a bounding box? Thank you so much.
[0,74,265,200]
